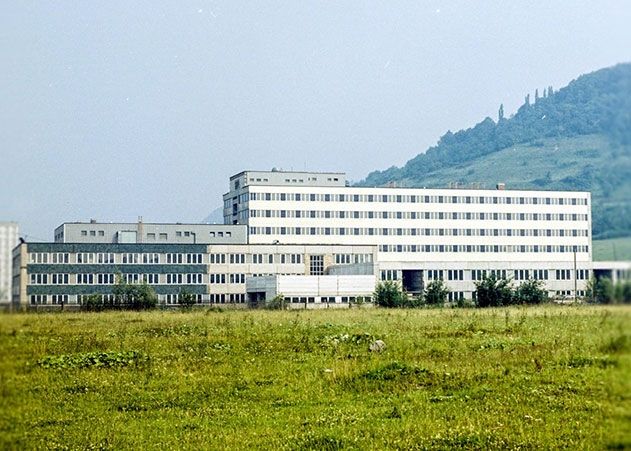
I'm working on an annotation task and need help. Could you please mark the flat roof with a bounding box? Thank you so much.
[230,170,346,180]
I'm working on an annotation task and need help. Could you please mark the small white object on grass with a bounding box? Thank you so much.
[369,340,386,353]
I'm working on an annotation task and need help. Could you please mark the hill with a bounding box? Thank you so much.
[593,236,631,261]
[359,64,631,239]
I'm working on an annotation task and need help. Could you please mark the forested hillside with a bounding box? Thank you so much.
[359,64,631,239]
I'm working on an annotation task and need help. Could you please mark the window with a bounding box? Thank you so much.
[209,274,226,284]
[51,253,69,264]
[51,274,69,284]
[77,274,94,284]
[187,273,204,284]
[309,255,324,275]
[142,253,159,264]
[166,253,183,264]
[97,253,115,264]
[77,253,96,264]
[97,273,115,284]
[209,253,226,264]
[187,253,203,264]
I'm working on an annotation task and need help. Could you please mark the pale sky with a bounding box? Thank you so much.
[1,1,631,240]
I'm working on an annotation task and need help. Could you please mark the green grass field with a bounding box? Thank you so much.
[594,236,631,261]
[1,306,630,450]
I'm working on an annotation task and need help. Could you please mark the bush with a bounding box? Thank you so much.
[474,274,514,307]
[178,289,197,309]
[265,294,287,310]
[374,281,409,308]
[623,281,631,304]
[586,277,615,304]
[423,279,449,306]
[82,278,158,311]
[81,294,105,312]
[514,279,548,305]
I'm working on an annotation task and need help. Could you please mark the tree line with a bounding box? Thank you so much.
[373,274,631,308]
[81,277,197,311]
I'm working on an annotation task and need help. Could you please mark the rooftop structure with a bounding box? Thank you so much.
[54,221,247,245]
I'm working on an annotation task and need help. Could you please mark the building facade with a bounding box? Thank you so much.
[224,170,593,299]
[12,168,599,308]
[12,240,377,308]
[1,222,19,304]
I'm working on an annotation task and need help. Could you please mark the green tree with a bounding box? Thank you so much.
[424,279,449,306]
[514,279,548,305]
[374,280,408,308]
[498,103,505,122]
[112,277,157,310]
[623,281,631,304]
[474,274,514,307]
[587,277,615,304]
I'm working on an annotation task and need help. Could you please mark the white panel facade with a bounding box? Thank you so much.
[223,170,594,299]
[0,222,19,304]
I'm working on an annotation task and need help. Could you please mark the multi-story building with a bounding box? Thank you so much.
[12,221,377,308]
[224,170,593,299]
[12,168,598,309]
[1,222,19,304]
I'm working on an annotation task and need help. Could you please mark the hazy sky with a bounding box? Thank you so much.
[2,1,631,240]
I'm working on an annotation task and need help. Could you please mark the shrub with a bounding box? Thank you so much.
[82,278,158,311]
[178,289,197,309]
[265,294,287,310]
[81,294,105,312]
[374,281,408,308]
[113,279,157,310]
[424,279,449,306]
[474,274,514,307]
[514,279,548,305]
[586,277,615,304]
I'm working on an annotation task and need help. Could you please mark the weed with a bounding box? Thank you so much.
[37,350,147,369]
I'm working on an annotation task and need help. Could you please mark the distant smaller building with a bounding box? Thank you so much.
[0,222,19,304]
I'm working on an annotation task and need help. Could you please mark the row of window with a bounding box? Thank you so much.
[209,274,246,284]
[30,252,204,265]
[77,230,234,240]
[29,252,372,266]
[249,226,589,237]
[30,273,206,285]
[380,269,591,282]
[250,209,588,222]
[248,192,588,206]
[29,294,240,305]
[334,254,374,264]
[378,244,589,254]
[284,296,372,304]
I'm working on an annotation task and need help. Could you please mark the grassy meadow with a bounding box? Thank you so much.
[1,306,630,450]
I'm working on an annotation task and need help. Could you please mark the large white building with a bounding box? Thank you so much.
[1,222,19,304]
[224,170,593,299]
[11,168,600,309]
